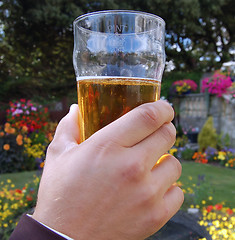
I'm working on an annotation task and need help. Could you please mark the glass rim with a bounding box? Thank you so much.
[73,10,165,36]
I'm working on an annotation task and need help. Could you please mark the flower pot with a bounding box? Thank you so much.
[187,132,198,143]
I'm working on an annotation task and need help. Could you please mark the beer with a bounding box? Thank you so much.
[77,77,161,142]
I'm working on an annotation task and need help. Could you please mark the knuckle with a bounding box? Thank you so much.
[139,185,156,206]
[93,140,119,156]
[121,160,146,182]
[177,186,185,203]
[46,141,58,155]
[160,123,176,145]
[147,207,167,227]
[160,100,175,120]
[170,156,182,178]
[137,104,160,129]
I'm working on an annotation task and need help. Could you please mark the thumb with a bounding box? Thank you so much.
[53,104,80,145]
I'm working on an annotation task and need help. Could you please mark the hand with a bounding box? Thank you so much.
[32,100,184,240]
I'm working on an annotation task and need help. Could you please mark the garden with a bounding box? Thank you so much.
[1,0,235,239]
[0,70,235,239]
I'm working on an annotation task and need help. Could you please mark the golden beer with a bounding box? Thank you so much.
[77,77,161,142]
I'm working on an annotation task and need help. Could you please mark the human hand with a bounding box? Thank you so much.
[32,100,184,240]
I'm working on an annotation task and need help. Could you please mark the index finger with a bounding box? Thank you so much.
[91,100,174,147]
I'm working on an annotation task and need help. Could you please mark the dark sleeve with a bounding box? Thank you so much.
[9,214,67,240]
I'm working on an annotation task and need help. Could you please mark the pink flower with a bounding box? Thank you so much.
[202,72,232,97]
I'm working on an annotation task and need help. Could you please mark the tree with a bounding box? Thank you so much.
[0,0,234,102]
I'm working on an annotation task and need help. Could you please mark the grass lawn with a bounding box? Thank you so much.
[0,170,39,189]
[0,162,234,208]
[180,161,235,208]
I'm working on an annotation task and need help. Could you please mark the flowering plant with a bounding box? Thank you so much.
[0,123,26,173]
[0,178,39,240]
[6,99,49,133]
[0,120,57,173]
[201,71,232,97]
[172,79,198,95]
[203,147,235,169]
[199,203,235,240]
[227,82,235,101]
[192,152,208,164]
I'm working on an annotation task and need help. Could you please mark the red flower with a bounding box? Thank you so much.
[26,195,33,201]
[226,208,233,215]
[15,189,22,194]
[215,204,223,210]
[206,205,213,213]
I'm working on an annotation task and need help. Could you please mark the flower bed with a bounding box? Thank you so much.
[0,99,57,173]
[179,175,235,240]
[0,177,40,239]
[170,134,235,169]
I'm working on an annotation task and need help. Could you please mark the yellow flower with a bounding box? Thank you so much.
[3,223,8,228]
[208,196,213,201]
[218,151,226,160]
[169,148,177,155]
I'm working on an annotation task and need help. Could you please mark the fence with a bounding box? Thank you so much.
[173,93,235,147]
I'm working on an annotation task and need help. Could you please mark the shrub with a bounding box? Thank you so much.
[198,117,217,152]
[181,148,195,160]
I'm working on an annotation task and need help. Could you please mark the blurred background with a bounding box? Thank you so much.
[0,1,235,239]
[0,0,234,104]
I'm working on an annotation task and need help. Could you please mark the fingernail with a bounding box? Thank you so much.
[69,104,76,112]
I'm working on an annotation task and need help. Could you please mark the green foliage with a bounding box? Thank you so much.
[181,148,195,161]
[0,132,25,174]
[0,0,234,102]
[217,133,231,150]
[198,116,217,151]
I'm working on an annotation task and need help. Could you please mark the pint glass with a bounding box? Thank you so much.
[73,10,165,142]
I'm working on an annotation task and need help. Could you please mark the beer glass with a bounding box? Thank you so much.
[73,10,165,142]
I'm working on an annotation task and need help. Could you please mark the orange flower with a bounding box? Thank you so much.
[40,162,45,168]
[3,144,10,151]
[4,122,10,128]
[47,133,53,142]
[193,152,208,164]
[22,126,28,133]
[0,131,4,137]
[16,134,23,145]
[9,127,16,134]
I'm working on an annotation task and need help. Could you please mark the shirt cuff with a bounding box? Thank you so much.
[27,214,74,240]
